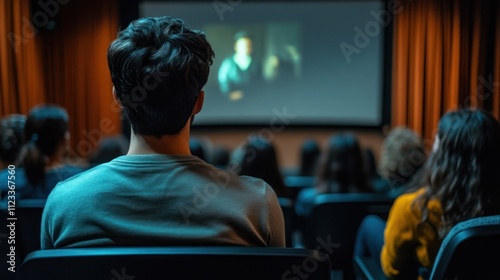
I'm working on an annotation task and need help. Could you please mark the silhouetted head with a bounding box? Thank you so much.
[237,135,288,197]
[425,109,500,237]
[211,145,230,168]
[317,132,369,193]
[190,137,207,161]
[0,114,26,167]
[363,148,377,178]
[20,104,69,186]
[298,138,321,177]
[108,16,215,138]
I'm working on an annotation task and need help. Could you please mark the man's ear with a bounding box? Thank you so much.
[192,91,204,115]
[112,86,123,109]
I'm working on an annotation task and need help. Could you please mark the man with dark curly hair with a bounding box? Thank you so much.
[41,16,285,249]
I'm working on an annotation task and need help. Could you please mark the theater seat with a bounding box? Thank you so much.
[284,176,315,201]
[18,246,331,280]
[429,214,500,280]
[16,199,47,262]
[301,193,394,280]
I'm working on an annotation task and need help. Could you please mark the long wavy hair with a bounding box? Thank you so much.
[417,109,500,239]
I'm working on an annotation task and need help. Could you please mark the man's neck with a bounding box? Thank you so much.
[127,125,192,156]
[233,53,251,71]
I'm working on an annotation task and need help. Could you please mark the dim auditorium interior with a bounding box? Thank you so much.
[1,0,500,279]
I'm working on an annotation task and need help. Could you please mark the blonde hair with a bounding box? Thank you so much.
[378,127,426,186]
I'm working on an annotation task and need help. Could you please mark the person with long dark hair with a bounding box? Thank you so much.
[298,138,321,177]
[316,132,371,193]
[232,135,289,198]
[295,132,372,217]
[355,108,500,279]
[14,105,84,199]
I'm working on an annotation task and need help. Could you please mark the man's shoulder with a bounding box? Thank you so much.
[194,164,273,197]
[62,162,112,182]
[49,163,114,197]
[201,163,263,184]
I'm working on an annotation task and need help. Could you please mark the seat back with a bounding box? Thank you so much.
[18,247,331,280]
[284,176,315,201]
[303,193,394,279]
[16,199,47,262]
[429,215,500,280]
[0,198,46,280]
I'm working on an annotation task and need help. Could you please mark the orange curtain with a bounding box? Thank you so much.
[392,0,500,146]
[37,0,121,160]
[0,0,46,114]
[0,0,121,160]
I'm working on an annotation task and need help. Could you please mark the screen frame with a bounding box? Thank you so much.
[120,0,393,131]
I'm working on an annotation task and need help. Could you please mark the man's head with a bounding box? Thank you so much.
[233,31,252,56]
[108,16,215,138]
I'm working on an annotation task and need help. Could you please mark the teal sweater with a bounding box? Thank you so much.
[41,154,285,249]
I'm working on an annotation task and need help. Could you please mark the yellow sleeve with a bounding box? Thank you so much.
[381,192,420,279]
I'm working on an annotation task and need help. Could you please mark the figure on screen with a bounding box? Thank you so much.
[218,31,261,101]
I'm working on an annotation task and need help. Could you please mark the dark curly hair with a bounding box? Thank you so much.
[108,16,215,137]
[417,109,500,238]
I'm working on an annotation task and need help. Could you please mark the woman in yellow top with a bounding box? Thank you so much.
[355,108,500,279]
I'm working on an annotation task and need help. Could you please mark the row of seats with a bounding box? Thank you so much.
[2,198,500,279]
[2,191,394,279]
